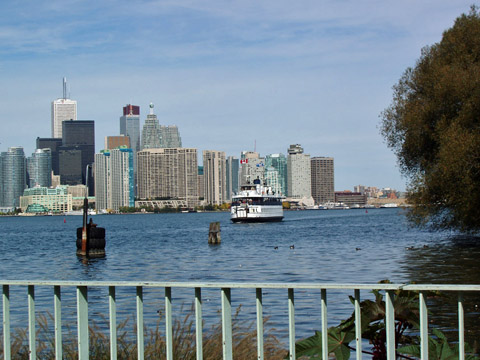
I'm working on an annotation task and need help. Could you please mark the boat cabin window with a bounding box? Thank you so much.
[231,197,282,206]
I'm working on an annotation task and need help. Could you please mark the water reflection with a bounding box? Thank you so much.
[401,234,480,349]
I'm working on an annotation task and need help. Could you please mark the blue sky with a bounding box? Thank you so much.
[0,1,474,191]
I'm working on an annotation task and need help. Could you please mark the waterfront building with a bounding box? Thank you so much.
[287,144,311,199]
[51,77,77,138]
[160,125,182,148]
[20,186,72,213]
[94,148,134,211]
[120,104,140,152]
[203,150,226,205]
[335,191,367,208]
[105,135,130,150]
[0,147,26,208]
[311,156,335,204]
[265,153,287,195]
[197,166,204,201]
[36,138,62,175]
[226,156,239,200]
[141,103,162,150]
[60,120,95,191]
[27,149,52,188]
[240,151,265,185]
[137,148,198,207]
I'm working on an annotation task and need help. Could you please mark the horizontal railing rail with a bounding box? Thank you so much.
[2,281,479,360]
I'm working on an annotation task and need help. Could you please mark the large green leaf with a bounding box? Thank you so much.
[294,326,355,360]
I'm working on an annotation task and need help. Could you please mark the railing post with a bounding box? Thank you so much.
[221,287,233,360]
[419,291,428,360]
[288,288,295,359]
[256,288,264,360]
[195,287,203,360]
[136,286,144,360]
[458,292,465,360]
[109,286,117,360]
[3,285,11,360]
[165,287,173,360]
[354,289,362,360]
[28,285,36,360]
[321,289,328,360]
[385,290,395,360]
[54,286,62,360]
[77,286,89,360]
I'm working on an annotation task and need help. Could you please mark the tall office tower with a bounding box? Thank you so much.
[265,153,287,195]
[137,148,198,207]
[120,104,140,152]
[27,149,52,188]
[105,135,130,150]
[265,166,282,195]
[225,156,239,200]
[160,125,182,148]
[141,103,162,149]
[0,147,26,207]
[51,77,77,138]
[60,120,95,192]
[36,138,62,175]
[287,144,311,198]
[203,150,227,205]
[94,148,134,211]
[239,151,265,185]
[311,157,335,204]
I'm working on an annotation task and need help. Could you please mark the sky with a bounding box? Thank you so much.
[0,1,475,191]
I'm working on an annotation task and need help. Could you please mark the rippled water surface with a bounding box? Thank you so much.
[1,208,479,344]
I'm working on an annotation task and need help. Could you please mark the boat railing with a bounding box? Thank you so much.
[1,280,478,360]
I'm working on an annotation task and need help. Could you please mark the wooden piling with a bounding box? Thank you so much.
[208,222,221,244]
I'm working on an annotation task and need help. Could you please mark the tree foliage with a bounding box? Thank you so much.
[380,6,480,232]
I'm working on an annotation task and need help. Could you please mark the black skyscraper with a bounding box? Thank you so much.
[59,120,95,193]
[36,137,62,175]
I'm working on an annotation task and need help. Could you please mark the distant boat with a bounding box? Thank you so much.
[380,203,398,208]
[65,209,96,216]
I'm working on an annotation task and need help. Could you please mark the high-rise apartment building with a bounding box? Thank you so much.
[94,148,134,211]
[265,153,287,195]
[203,150,226,205]
[0,147,26,207]
[311,157,335,204]
[225,156,239,200]
[240,151,265,185]
[141,103,162,149]
[51,78,77,138]
[287,144,311,198]
[27,149,52,188]
[120,104,140,152]
[137,148,198,207]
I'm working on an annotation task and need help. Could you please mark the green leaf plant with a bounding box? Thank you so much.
[293,283,478,359]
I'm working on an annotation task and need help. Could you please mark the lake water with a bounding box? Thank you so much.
[1,208,479,346]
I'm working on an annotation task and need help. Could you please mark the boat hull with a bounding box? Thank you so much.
[231,215,284,223]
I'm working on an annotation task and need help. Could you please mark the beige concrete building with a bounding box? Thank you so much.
[20,186,73,213]
[137,148,198,207]
[311,157,335,204]
[104,135,130,150]
[203,150,226,205]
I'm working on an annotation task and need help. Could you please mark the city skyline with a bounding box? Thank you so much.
[0,1,474,191]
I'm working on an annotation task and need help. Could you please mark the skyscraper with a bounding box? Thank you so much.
[311,157,335,204]
[265,153,287,195]
[160,125,182,148]
[120,104,140,152]
[203,150,226,205]
[94,148,134,211]
[51,77,77,138]
[287,144,311,198]
[27,149,52,188]
[0,147,26,207]
[59,120,95,191]
[239,151,265,185]
[137,148,198,207]
[105,135,130,150]
[141,103,162,149]
[226,156,239,200]
[36,138,62,175]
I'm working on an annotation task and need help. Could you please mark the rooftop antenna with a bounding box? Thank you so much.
[63,77,67,99]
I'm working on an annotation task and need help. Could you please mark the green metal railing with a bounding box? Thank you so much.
[2,281,479,359]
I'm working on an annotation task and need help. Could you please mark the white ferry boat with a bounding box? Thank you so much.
[230,179,284,223]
